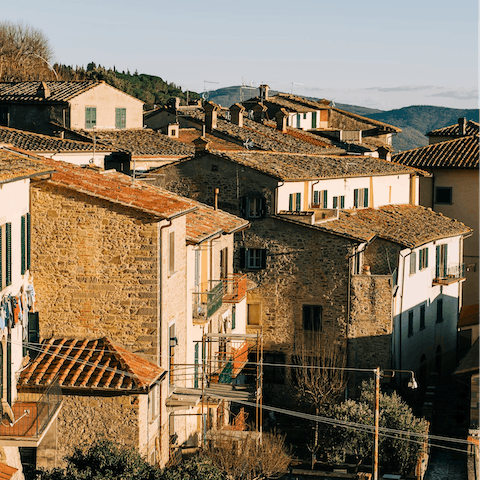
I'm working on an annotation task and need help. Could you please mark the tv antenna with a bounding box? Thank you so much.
[203,80,219,101]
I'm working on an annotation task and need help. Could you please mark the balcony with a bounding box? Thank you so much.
[193,280,224,322]
[432,263,465,286]
[0,377,62,446]
[222,274,247,303]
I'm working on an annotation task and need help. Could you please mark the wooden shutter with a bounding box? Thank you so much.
[340,196,345,209]
[5,223,11,286]
[443,244,448,276]
[313,191,319,205]
[364,188,369,207]
[333,197,338,209]
[21,215,26,275]
[289,194,293,211]
[323,190,328,208]
[28,312,40,359]
[26,213,31,270]
[311,111,317,128]
[354,189,359,207]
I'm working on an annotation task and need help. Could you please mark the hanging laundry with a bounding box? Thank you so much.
[12,296,20,324]
[26,284,36,312]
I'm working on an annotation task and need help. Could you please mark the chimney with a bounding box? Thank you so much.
[229,103,245,127]
[259,84,270,102]
[204,101,220,132]
[167,123,179,138]
[168,97,181,111]
[37,81,51,99]
[458,117,467,135]
[252,102,267,124]
[275,108,288,132]
[193,136,210,155]
[214,188,219,210]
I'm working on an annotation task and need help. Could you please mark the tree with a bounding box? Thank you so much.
[319,380,429,476]
[35,438,225,480]
[0,21,55,81]
[289,335,348,464]
[204,430,291,480]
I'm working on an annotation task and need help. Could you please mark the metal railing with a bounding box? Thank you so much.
[193,280,224,320]
[432,263,465,285]
[222,274,247,303]
[0,376,62,440]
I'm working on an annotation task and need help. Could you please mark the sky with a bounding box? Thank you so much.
[3,0,478,111]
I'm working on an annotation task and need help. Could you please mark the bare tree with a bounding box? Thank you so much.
[289,334,348,466]
[0,21,55,81]
[204,430,291,480]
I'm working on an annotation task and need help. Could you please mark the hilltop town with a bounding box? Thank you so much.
[0,77,477,480]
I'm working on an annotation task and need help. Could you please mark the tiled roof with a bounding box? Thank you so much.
[178,129,245,151]
[428,120,479,137]
[18,337,165,391]
[208,150,421,181]
[0,81,100,102]
[78,128,194,156]
[0,462,17,480]
[37,157,197,219]
[0,147,54,184]
[331,107,402,133]
[314,204,472,248]
[186,205,249,244]
[392,134,479,169]
[0,126,113,153]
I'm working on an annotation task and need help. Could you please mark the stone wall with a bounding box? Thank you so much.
[363,238,402,276]
[348,274,393,372]
[30,182,162,360]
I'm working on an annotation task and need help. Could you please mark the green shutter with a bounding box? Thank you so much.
[21,215,26,275]
[333,197,338,209]
[115,108,126,129]
[289,194,293,211]
[323,190,328,208]
[311,111,317,128]
[5,223,11,286]
[425,248,428,268]
[0,227,2,291]
[296,193,301,211]
[364,188,369,207]
[26,213,31,270]
[313,191,319,205]
[340,196,345,209]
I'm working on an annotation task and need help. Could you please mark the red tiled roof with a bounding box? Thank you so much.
[392,134,479,169]
[0,81,101,102]
[0,462,17,480]
[0,147,54,184]
[37,157,197,220]
[19,338,165,391]
[428,120,479,137]
[315,204,472,248]
[186,205,249,244]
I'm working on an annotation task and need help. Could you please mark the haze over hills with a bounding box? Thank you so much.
[206,85,479,152]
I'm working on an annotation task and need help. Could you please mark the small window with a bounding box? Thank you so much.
[241,197,265,219]
[85,107,97,129]
[303,113,307,119]
[354,188,369,208]
[220,247,228,279]
[311,111,317,129]
[313,190,327,208]
[115,107,126,129]
[408,310,414,337]
[247,303,261,326]
[169,231,175,274]
[436,299,443,323]
[420,305,426,330]
[289,193,302,211]
[240,248,266,270]
[435,187,452,204]
[410,252,417,275]
[303,305,322,331]
[419,247,429,270]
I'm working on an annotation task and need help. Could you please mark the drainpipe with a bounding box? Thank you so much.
[274,182,285,214]
[396,248,412,372]
[311,179,320,207]
[158,220,172,366]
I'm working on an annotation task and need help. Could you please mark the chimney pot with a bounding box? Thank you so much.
[275,108,288,132]
[259,84,270,102]
[37,81,51,99]
[458,117,467,135]
[193,136,210,155]
[230,103,245,127]
[204,101,220,132]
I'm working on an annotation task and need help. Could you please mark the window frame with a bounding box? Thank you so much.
[289,193,302,212]
[435,187,452,205]
[409,252,417,275]
[419,247,429,271]
[353,188,369,208]
[302,304,322,332]
[115,107,126,129]
[247,303,261,326]
[313,190,327,208]
[85,106,97,129]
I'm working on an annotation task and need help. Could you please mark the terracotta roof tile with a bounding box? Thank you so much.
[0,462,17,480]
[428,120,479,137]
[0,126,113,153]
[37,157,197,219]
[392,134,479,169]
[208,150,420,181]
[0,147,54,184]
[78,128,194,156]
[0,81,100,102]
[18,337,165,391]
[314,204,472,248]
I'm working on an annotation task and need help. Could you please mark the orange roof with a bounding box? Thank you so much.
[0,462,17,480]
[37,157,197,220]
[19,337,165,391]
[0,147,54,184]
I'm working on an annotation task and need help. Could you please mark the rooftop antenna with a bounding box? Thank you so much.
[240,79,257,103]
[291,82,304,95]
[203,80,219,102]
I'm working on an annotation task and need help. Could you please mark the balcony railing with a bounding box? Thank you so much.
[222,274,247,303]
[432,263,465,286]
[193,280,224,321]
[0,376,62,444]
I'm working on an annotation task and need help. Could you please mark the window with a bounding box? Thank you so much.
[169,232,175,274]
[408,310,414,337]
[264,353,285,384]
[436,299,443,323]
[0,107,8,126]
[353,188,369,208]
[311,111,317,129]
[169,324,176,385]
[435,187,452,204]
[148,384,159,421]
[289,193,302,211]
[420,305,426,330]
[0,223,12,291]
[303,113,307,119]
[241,197,265,219]
[313,190,327,208]
[303,305,322,331]
[247,303,261,326]
[220,247,228,279]
[115,107,126,129]
[296,114,301,128]
[85,107,97,129]
[21,213,31,275]
[435,244,448,278]
[333,196,345,209]
[240,248,266,270]
[409,252,417,275]
[418,247,428,270]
